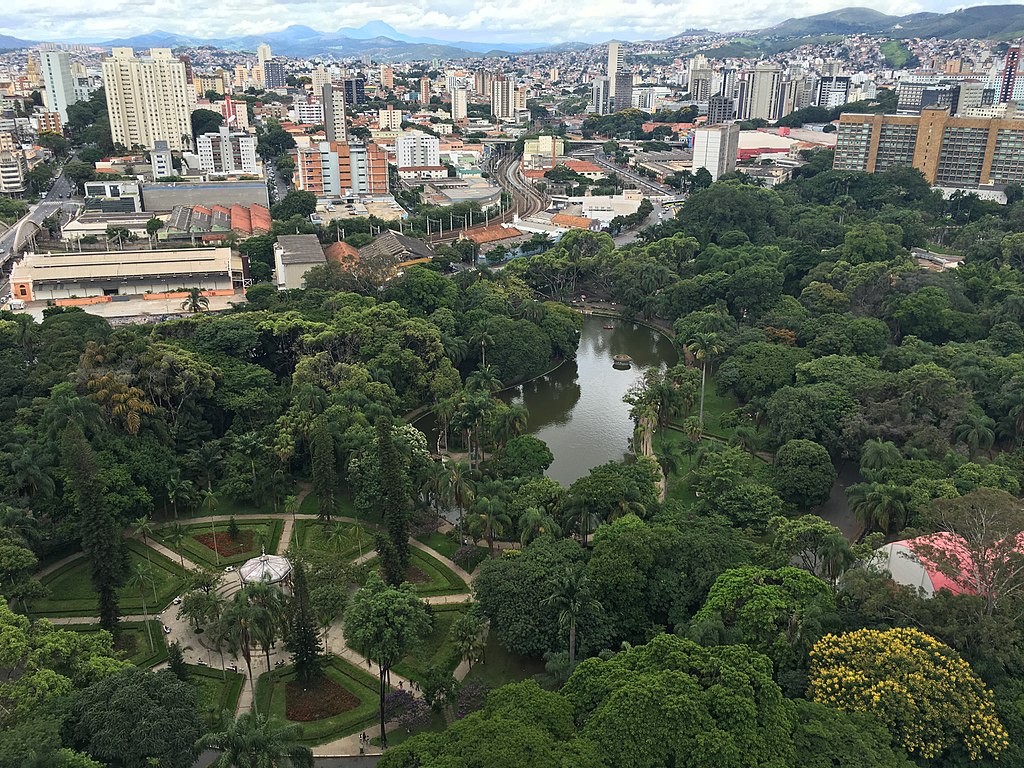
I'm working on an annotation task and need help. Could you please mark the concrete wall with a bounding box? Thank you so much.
[141,181,270,211]
[28,275,234,302]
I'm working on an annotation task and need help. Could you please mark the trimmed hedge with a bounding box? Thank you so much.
[188,664,245,728]
[67,620,168,668]
[155,518,284,569]
[362,548,469,597]
[392,604,466,684]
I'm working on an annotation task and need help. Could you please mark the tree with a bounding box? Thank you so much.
[375,419,411,584]
[181,287,209,313]
[790,699,914,768]
[310,416,336,522]
[287,558,322,683]
[126,563,157,652]
[270,190,316,220]
[197,711,312,768]
[808,628,1008,762]
[63,161,96,194]
[859,438,901,476]
[685,332,723,425]
[847,482,912,534]
[467,496,511,556]
[168,640,188,681]
[772,439,836,510]
[190,108,223,140]
[543,564,601,664]
[769,515,852,586]
[68,667,202,768]
[162,522,189,568]
[343,572,432,748]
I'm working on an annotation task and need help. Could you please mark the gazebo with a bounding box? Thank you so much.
[238,549,291,585]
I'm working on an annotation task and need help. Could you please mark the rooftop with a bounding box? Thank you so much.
[276,234,326,264]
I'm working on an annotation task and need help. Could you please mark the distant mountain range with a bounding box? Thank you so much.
[3,5,1024,58]
[758,5,1024,41]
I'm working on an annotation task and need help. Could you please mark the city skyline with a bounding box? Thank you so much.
[2,0,1018,46]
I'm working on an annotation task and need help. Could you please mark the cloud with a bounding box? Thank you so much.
[0,0,1008,43]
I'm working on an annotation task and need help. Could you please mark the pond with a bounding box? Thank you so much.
[419,314,678,487]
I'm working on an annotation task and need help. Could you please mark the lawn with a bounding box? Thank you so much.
[254,656,381,745]
[298,491,362,522]
[154,519,284,569]
[29,540,188,618]
[291,519,376,561]
[653,427,770,504]
[68,620,168,668]
[463,631,545,689]
[393,605,466,684]
[188,665,245,728]
[363,548,469,597]
[414,530,487,572]
[670,374,743,441]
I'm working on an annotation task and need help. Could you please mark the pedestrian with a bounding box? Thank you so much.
[399,680,404,690]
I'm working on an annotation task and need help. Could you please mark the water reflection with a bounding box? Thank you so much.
[416,314,678,487]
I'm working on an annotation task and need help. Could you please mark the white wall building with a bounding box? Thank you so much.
[196,126,259,175]
[40,51,78,124]
[102,48,194,151]
[379,105,404,130]
[396,133,441,169]
[451,87,468,120]
[692,124,740,182]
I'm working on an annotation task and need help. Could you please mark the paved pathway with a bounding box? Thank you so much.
[35,550,86,579]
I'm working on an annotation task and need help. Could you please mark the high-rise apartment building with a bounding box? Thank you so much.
[396,133,440,169]
[0,132,27,195]
[39,51,78,124]
[491,75,523,121]
[816,76,851,109]
[612,72,634,112]
[688,55,713,101]
[102,47,193,151]
[310,65,331,92]
[739,64,783,122]
[1000,43,1021,104]
[257,43,272,69]
[607,42,624,99]
[474,69,493,95]
[692,124,739,182]
[591,76,611,116]
[380,64,394,90]
[196,125,259,175]
[834,107,1024,187]
[419,76,431,104]
[263,59,286,89]
[378,105,404,130]
[322,83,348,144]
[451,87,468,120]
[707,94,736,124]
[295,141,389,198]
[343,78,366,105]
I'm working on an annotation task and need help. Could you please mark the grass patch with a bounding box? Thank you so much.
[653,428,770,504]
[363,548,469,597]
[291,520,376,561]
[393,605,466,684]
[414,530,486,571]
[670,375,743,441]
[188,665,245,729]
[254,656,380,745]
[463,631,545,689]
[29,540,188,618]
[154,519,284,569]
[881,40,916,69]
[67,620,168,668]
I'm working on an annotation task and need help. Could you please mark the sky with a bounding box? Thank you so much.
[0,0,1009,44]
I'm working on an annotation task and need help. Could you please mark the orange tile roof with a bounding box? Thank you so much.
[465,225,522,244]
[551,213,598,229]
[523,169,547,179]
[324,241,361,267]
[563,160,603,173]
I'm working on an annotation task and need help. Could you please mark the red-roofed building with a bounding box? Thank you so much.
[324,241,361,268]
[551,213,601,231]
[562,160,606,180]
[464,225,523,245]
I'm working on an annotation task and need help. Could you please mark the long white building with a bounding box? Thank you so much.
[40,51,78,124]
[102,48,193,151]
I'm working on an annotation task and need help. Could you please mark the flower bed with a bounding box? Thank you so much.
[194,529,254,558]
[286,676,360,721]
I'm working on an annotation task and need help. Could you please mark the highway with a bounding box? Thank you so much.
[586,151,674,197]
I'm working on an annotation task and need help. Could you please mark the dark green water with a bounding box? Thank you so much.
[420,314,678,486]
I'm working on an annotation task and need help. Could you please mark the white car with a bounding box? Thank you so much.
[172,596,182,605]
[163,625,172,635]
[224,565,235,573]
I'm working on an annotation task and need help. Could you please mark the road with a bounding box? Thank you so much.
[588,151,674,197]
[267,164,289,203]
[613,200,669,246]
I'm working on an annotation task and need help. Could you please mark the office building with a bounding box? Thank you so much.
[322,83,348,143]
[1000,43,1021,104]
[82,180,142,212]
[591,76,611,115]
[834,107,1024,188]
[141,179,270,210]
[692,124,739,182]
[739,64,783,122]
[396,133,441,168]
[613,72,633,112]
[150,141,173,179]
[102,48,193,151]
[196,126,259,175]
[607,42,624,99]
[294,141,389,198]
[380,64,394,90]
[343,78,366,105]
[378,105,403,130]
[39,50,78,124]
[451,87,468,120]
[707,94,735,124]
[420,76,431,104]
[263,59,286,89]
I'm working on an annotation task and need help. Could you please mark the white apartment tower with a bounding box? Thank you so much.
[607,42,625,98]
[102,48,193,151]
[692,124,739,182]
[451,87,468,120]
[378,105,404,130]
[39,51,78,124]
[396,133,440,169]
[196,125,258,175]
[740,64,783,122]
[322,83,348,143]
[491,75,523,121]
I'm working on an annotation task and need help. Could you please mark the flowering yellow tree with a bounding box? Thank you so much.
[808,627,1008,761]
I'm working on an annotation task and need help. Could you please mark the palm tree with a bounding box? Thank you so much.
[326,523,351,557]
[472,329,494,368]
[519,506,561,546]
[7,441,55,502]
[126,564,157,652]
[562,495,600,547]
[954,412,996,460]
[197,711,313,768]
[441,334,469,367]
[731,425,758,454]
[223,596,258,688]
[0,506,42,549]
[468,496,511,556]
[193,443,225,493]
[858,439,902,476]
[685,332,724,425]
[132,516,155,566]
[447,461,476,527]
[466,366,501,395]
[162,522,189,569]
[491,404,529,450]
[181,287,210,313]
[543,564,601,664]
[233,432,264,497]
[848,482,912,534]
[166,474,194,519]
[244,582,288,672]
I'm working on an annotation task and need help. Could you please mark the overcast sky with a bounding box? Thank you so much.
[2,0,1006,44]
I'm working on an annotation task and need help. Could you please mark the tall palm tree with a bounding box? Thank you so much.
[126,564,157,652]
[954,412,996,460]
[0,505,42,549]
[132,516,155,566]
[562,495,601,547]
[469,496,511,556]
[222,595,259,688]
[441,333,469,367]
[244,582,288,672]
[472,329,494,368]
[466,366,501,395]
[233,432,264,498]
[491,404,529,450]
[519,506,561,546]
[193,442,225,493]
[166,474,194,519]
[7,441,55,502]
[447,461,476,527]
[858,438,902,476]
[848,482,912,534]
[162,522,189,569]
[197,711,313,768]
[685,332,724,425]
[181,287,210,313]
[543,564,602,664]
